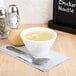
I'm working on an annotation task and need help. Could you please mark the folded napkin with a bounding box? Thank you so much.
[0,44,69,71]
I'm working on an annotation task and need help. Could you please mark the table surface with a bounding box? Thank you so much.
[0,24,76,76]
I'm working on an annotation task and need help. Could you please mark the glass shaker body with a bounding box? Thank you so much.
[7,4,20,29]
[0,8,7,39]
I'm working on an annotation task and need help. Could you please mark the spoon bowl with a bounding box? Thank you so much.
[32,57,50,65]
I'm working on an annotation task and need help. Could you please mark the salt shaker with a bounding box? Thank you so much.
[7,4,20,29]
[0,8,7,39]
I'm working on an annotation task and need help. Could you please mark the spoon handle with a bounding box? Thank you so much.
[6,46,26,54]
[6,45,34,59]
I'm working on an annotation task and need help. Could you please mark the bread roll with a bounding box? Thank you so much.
[8,29,24,46]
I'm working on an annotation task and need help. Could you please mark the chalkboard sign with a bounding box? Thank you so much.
[48,0,76,34]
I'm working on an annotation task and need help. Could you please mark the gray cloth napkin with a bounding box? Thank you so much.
[0,44,69,71]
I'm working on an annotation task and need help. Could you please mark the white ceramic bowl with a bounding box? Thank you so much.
[20,27,57,57]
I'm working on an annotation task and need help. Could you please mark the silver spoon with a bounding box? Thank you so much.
[6,46,50,65]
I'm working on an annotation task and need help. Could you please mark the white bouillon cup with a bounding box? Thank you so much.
[20,27,57,57]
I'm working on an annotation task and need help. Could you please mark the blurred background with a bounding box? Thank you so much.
[1,0,53,24]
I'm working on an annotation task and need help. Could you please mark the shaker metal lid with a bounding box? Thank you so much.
[8,4,19,14]
[0,8,5,16]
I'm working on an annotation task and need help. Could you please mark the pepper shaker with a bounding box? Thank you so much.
[0,8,7,39]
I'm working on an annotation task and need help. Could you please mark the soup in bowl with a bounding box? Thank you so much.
[20,27,57,57]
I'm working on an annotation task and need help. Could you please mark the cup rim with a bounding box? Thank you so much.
[20,27,57,43]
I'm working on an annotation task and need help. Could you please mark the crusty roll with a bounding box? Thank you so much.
[8,29,24,46]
